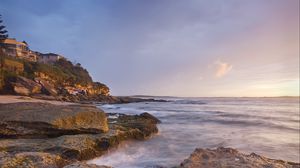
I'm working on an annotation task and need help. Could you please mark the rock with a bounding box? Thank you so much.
[89,82,110,96]
[140,112,161,124]
[11,76,42,96]
[179,147,300,168]
[90,95,168,104]
[64,162,111,168]
[12,83,31,96]
[0,102,160,168]
[113,96,168,104]
[0,102,108,138]
[37,78,58,96]
[0,152,67,168]
[109,112,159,139]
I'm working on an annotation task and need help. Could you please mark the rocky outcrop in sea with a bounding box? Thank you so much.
[179,147,300,168]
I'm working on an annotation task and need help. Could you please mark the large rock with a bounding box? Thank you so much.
[179,147,300,168]
[0,102,108,138]
[36,78,58,96]
[11,76,42,96]
[111,112,159,139]
[0,110,160,168]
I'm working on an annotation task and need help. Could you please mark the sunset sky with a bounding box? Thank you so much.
[1,0,299,97]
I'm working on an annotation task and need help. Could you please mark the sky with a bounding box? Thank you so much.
[0,0,299,97]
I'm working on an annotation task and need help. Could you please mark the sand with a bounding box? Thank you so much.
[0,95,75,105]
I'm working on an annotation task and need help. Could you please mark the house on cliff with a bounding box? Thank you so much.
[0,38,38,62]
[0,39,64,64]
[37,53,63,64]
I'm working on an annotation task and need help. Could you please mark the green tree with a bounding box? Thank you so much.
[0,48,5,89]
[0,14,8,40]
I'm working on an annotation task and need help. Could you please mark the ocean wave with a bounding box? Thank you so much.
[91,98,300,166]
[101,104,120,109]
[197,118,299,132]
[218,113,300,123]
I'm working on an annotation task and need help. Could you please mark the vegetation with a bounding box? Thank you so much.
[0,14,8,39]
[0,49,4,89]
[0,14,108,95]
[53,58,93,85]
[0,54,102,89]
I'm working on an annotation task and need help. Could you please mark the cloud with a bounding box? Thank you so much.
[215,60,233,78]
[1,0,298,96]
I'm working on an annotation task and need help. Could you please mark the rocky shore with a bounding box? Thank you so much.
[0,96,299,168]
[47,94,168,104]
[0,101,160,168]
[26,92,168,104]
[179,147,300,168]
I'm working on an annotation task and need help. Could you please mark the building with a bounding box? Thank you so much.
[0,38,64,64]
[37,53,63,64]
[0,38,37,62]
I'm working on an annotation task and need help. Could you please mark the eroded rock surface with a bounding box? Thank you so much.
[37,78,58,96]
[11,76,42,96]
[179,147,300,168]
[0,102,108,138]
[0,102,160,168]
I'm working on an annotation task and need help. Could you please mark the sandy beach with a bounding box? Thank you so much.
[0,95,76,105]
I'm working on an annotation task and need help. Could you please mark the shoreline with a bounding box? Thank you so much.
[0,95,299,168]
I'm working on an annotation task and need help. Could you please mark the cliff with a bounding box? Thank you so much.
[0,48,167,104]
[0,53,110,100]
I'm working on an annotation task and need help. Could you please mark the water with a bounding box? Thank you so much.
[88,97,300,168]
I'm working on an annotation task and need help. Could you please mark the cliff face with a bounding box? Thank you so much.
[0,54,110,98]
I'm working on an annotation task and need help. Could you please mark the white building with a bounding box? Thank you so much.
[38,53,63,64]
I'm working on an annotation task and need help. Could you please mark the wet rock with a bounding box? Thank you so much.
[140,112,161,124]
[91,95,168,104]
[108,112,159,140]
[64,162,111,168]
[0,102,108,138]
[0,102,160,168]
[179,147,300,168]
[113,96,168,104]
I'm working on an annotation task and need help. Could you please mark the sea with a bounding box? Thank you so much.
[88,97,300,168]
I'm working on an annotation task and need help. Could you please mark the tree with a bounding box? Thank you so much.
[0,47,5,89]
[0,14,8,40]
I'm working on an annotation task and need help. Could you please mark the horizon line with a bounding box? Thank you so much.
[125,95,300,98]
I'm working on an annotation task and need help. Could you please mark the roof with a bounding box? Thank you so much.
[40,53,62,57]
[0,38,27,46]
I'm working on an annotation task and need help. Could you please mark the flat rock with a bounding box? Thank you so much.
[179,147,300,168]
[0,102,108,138]
[0,106,159,168]
[0,151,66,168]
[64,162,111,168]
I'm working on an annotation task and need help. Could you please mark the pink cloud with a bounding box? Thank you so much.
[215,61,233,78]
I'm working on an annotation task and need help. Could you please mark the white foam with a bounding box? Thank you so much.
[90,97,300,167]
[101,104,118,109]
